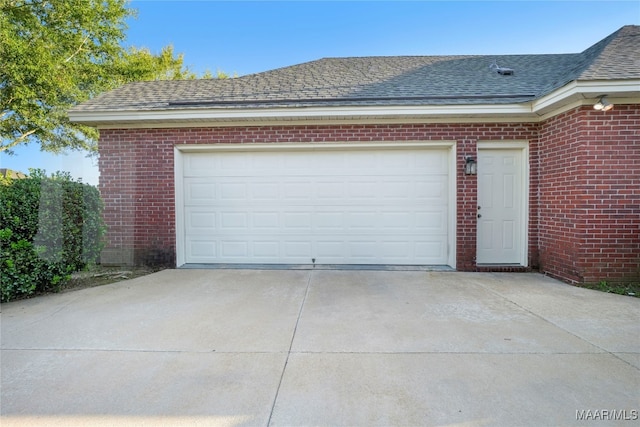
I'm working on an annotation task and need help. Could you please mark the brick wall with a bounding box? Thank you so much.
[99,123,540,270]
[99,129,176,266]
[456,137,478,271]
[99,110,638,282]
[538,105,640,283]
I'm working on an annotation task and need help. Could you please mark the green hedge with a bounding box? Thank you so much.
[1,170,106,302]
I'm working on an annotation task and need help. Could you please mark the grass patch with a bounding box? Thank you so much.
[580,281,639,298]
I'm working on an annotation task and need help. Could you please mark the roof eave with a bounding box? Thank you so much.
[532,79,640,119]
[68,79,640,128]
[69,103,539,128]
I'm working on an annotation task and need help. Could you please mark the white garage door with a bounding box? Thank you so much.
[179,145,451,265]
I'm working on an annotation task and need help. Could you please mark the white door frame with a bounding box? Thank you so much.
[174,141,457,268]
[476,141,529,266]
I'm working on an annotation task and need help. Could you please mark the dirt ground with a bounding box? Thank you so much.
[61,265,165,293]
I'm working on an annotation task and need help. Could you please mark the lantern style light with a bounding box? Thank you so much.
[464,156,477,175]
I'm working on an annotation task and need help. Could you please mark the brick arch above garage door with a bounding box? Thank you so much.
[174,142,456,267]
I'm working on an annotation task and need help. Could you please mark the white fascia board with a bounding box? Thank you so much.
[532,80,640,114]
[69,103,535,127]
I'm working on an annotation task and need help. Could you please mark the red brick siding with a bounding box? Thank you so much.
[538,105,640,283]
[456,137,478,271]
[99,123,540,270]
[99,110,638,283]
[538,109,585,282]
[98,130,174,264]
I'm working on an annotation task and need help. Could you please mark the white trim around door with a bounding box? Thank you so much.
[174,141,457,268]
[476,141,529,266]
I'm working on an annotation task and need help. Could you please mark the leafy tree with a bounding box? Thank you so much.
[113,45,198,83]
[0,0,213,154]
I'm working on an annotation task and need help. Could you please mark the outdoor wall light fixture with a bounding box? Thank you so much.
[593,95,614,111]
[464,156,477,175]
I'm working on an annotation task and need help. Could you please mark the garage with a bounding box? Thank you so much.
[175,143,455,267]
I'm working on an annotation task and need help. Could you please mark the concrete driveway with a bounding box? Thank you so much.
[1,269,638,426]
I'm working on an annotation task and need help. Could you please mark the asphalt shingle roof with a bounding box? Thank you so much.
[71,26,639,113]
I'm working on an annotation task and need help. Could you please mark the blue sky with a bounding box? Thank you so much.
[2,0,638,185]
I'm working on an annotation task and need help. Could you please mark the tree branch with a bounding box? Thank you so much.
[0,129,37,152]
[64,34,90,63]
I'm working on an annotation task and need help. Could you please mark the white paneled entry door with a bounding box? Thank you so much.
[476,144,528,265]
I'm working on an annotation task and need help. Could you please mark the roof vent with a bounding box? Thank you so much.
[490,61,514,76]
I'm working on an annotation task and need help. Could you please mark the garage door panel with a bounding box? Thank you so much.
[221,241,249,257]
[416,179,448,199]
[184,156,215,177]
[220,183,248,200]
[253,241,279,258]
[185,234,448,264]
[379,180,411,199]
[415,211,447,232]
[251,154,280,170]
[380,151,412,168]
[184,150,451,178]
[187,211,217,231]
[380,212,411,229]
[181,148,451,265]
[283,182,313,199]
[415,150,449,170]
[184,180,216,204]
[283,241,312,259]
[220,155,250,171]
[416,240,447,259]
[315,181,346,199]
[348,181,379,198]
[220,212,248,229]
[283,212,313,230]
[252,183,280,200]
[253,212,280,229]
[380,241,410,258]
[187,208,448,235]
[311,152,347,169]
[349,240,378,259]
[346,152,377,169]
[347,212,377,229]
[188,240,217,259]
[189,184,216,201]
[316,241,346,258]
[316,212,344,230]
[186,177,447,205]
